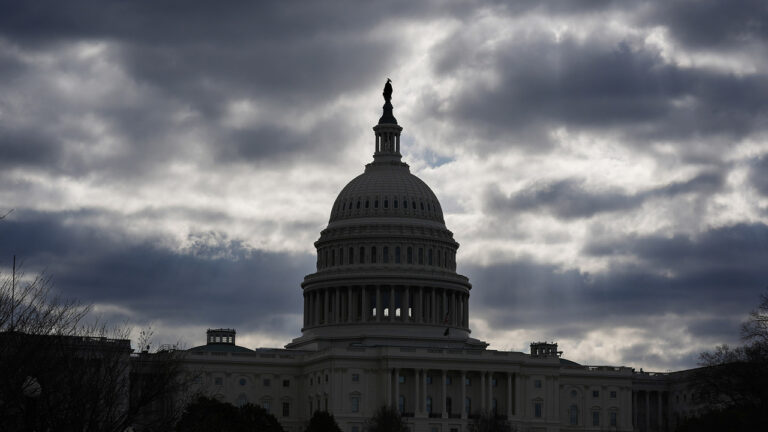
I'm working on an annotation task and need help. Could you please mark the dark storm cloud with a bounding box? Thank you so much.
[484,171,725,219]
[466,222,768,341]
[430,30,768,151]
[644,0,768,49]
[0,210,314,332]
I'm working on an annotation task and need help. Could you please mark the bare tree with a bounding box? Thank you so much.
[0,265,185,432]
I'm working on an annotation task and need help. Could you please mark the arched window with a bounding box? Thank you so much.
[384,199,389,208]
[420,202,424,210]
[398,395,405,414]
[348,201,353,210]
[236,393,248,407]
[349,247,354,264]
[412,201,416,210]
[394,199,398,208]
[418,248,423,265]
[360,246,365,264]
[407,247,412,264]
[383,246,389,264]
[404,199,408,208]
[375,199,379,208]
[331,250,335,266]
[339,248,343,265]
[365,200,369,208]
[371,246,377,264]
[428,249,433,265]
[356,200,361,209]
[395,247,401,264]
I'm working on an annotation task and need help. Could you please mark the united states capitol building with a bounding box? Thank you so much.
[182,82,696,432]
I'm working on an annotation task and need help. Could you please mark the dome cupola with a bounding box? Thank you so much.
[288,81,483,350]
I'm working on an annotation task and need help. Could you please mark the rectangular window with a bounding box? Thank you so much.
[610,390,617,398]
[383,246,389,263]
[492,378,498,387]
[445,376,452,385]
[352,427,359,432]
[534,402,542,418]
[263,401,271,413]
[263,378,271,387]
[426,376,433,384]
[592,411,600,426]
[534,379,542,388]
[466,377,471,386]
[283,379,290,387]
[214,377,223,385]
[398,375,405,384]
[610,412,617,427]
[282,402,290,417]
[593,390,599,398]
[352,373,360,382]
[351,396,360,413]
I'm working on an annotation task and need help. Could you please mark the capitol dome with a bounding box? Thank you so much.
[287,81,483,350]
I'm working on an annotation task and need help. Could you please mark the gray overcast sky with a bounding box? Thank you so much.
[1,0,767,371]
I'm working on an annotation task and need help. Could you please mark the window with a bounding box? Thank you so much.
[426,396,433,413]
[569,405,578,425]
[610,390,617,399]
[395,247,401,263]
[465,377,471,386]
[309,400,312,413]
[610,411,617,427]
[426,376,433,385]
[339,248,343,265]
[492,378,498,387]
[592,390,599,398]
[356,200,360,209]
[445,376,452,385]
[592,411,600,426]
[309,377,313,385]
[351,396,360,413]
[365,200,369,208]
[398,375,405,384]
[349,247,354,264]
[239,378,247,386]
[398,395,405,413]
[384,199,388,208]
[412,201,416,209]
[325,374,329,383]
[446,397,452,414]
[352,373,360,382]
[360,247,365,264]
[407,247,412,264]
[404,199,408,208]
[383,246,389,263]
[283,379,290,387]
[263,378,271,387]
[262,400,271,413]
[282,402,290,417]
[534,379,542,388]
[374,199,379,208]
[465,397,471,414]
[418,248,423,264]
[571,390,578,398]
[534,402,542,418]
[428,249,433,265]
[236,394,248,407]
[420,202,425,210]
[215,377,223,385]
[352,427,359,432]
[492,398,498,415]
[394,199,398,208]
[371,246,377,263]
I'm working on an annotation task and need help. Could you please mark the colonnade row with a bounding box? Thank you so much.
[383,368,523,420]
[303,286,469,328]
[632,390,668,432]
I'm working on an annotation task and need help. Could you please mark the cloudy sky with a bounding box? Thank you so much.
[1,0,767,371]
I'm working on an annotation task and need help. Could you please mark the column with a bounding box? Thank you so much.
[389,286,395,322]
[431,288,436,323]
[488,373,494,414]
[553,376,559,420]
[404,286,410,321]
[632,392,636,429]
[443,289,448,323]
[441,370,447,418]
[461,371,467,419]
[423,370,429,416]
[394,368,400,411]
[362,287,368,321]
[645,391,650,431]
[334,288,340,323]
[385,368,392,407]
[657,391,663,431]
[481,371,486,410]
[464,294,469,327]
[314,291,320,325]
[376,286,382,321]
[347,287,353,322]
[323,289,329,324]
[417,287,423,323]
[515,374,523,417]
[507,373,513,418]
[415,369,420,415]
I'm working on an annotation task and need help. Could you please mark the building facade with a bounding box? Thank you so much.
[183,83,691,432]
